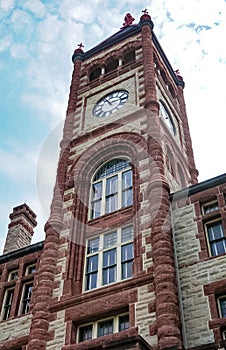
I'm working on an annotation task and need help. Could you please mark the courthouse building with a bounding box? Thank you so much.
[1,11,226,350]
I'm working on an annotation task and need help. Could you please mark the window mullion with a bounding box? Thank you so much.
[102,178,106,216]
[118,173,122,209]
[98,236,103,287]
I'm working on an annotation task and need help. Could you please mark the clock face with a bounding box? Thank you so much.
[93,90,129,118]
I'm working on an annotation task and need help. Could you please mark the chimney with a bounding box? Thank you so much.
[3,203,37,254]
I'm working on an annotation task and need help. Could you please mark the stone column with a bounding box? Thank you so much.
[176,73,198,185]
[27,48,83,350]
[140,13,182,349]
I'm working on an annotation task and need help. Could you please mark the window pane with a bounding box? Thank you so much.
[121,243,134,262]
[211,240,226,256]
[103,249,116,285]
[104,231,117,248]
[121,226,133,242]
[92,182,102,200]
[119,314,130,331]
[91,200,101,219]
[88,237,100,254]
[79,324,93,342]
[122,189,133,207]
[220,298,226,318]
[97,319,113,337]
[94,159,130,181]
[106,176,118,195]
[103,249,116,267]
[21,284,33,314]
[87,255,98,272]
[207,222,224,241]
[203,202,218,214]
[86,273,97,290]
[3,289,14,320]
[122,261,133,279]
[106,195,118,213]
[122,170,132,189]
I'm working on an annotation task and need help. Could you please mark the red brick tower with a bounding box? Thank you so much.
[27,11,198,350]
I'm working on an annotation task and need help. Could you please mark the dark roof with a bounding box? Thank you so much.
[0,241,44,264]
[171,173,226,201]
[72,17,184,88]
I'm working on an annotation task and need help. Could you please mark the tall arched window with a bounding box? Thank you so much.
[90,159,133,219]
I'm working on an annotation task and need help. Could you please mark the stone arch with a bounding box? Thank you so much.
[89,65,101,82]
[105,56,119,74]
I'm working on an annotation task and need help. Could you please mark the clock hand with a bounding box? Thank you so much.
[103,97,112,105]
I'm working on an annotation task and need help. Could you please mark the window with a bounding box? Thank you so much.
[20,283,33,315]
[26,264,36,275]
[119,314,129,331]
[203,201,219,214]
[97,319,113,337]
[8,269,18,281]
[159,100,176,135]
[78,314,129,343]
[1,262,36,321]
[79,324,93,342]
[85,226,134,291]
[2,289,14,320]
[219,296,226,318]
[105,58,118,74]
[123,50,135,65]
[89,66,101,82]
[90,159,133,219]
[206,221,226,256]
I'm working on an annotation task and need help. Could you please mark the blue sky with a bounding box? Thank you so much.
[1,0,226,252]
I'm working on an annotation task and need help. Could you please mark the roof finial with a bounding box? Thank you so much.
[142,9,148,14]
[121,13,135,29]
[78,43,84,49]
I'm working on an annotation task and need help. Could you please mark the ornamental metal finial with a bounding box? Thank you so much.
[78,43,84,49]
[142,9,148,14]
[121,13,135,28]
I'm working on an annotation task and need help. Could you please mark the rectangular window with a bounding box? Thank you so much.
[79,324,93,342]
[2,289,14,320]
[206,221,226,256]
[122,170,133,207]
[119,314,130,331]
[8,270,18,281]
[91,182,102,219]
[26,264,36,275]
[85,255,98,290]
[219,296,226,318]
[78,313,129,343]
[103,249,116,285]
[85,226,134,291]
[203,201,219,214]
[21,283,33,315]
[105,176,118,213]
[97,319,113,337]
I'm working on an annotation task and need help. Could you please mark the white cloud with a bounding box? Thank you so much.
[0,34,12,52]
[22,0,46,19]
[10,43,30,58]
[0,0,14,12]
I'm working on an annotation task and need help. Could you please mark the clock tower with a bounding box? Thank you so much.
[27,11,198,350]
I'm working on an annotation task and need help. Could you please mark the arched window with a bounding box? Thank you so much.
[90,159,133,219]
[159,100,176,135]
[123,49,135,65]
[105,57,118,74]
[89,66,101,82]
[166,146,175,177]
[177,163,186,188]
